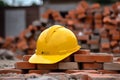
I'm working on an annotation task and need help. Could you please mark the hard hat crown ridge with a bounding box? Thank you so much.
[45,25,63,43]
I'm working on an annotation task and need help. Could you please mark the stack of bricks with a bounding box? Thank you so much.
[64,1,120,54]
[13,49,117,73]
[1,49,120,79]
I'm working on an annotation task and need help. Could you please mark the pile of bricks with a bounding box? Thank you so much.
[41,1,120,54]
[68,1,120,54]
[0,25,46,59]
[1,1,120,80]
[14,49,120,74]
[0,1,120,58]
[1,49,120,79]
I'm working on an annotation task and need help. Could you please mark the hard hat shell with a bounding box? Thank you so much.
[29,25,80,64]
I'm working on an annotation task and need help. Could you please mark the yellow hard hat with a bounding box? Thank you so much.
[29,25,80,64]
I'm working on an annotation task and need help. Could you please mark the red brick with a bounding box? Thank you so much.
[95,24,102,29]
[112,46,120,53]
[27,49,35,55]
[74,53,113,62]
[23,55,32,61]
[103,16,113,24]
[15,61,36,69]
[85,21,93,25]
[0,69,22,74]
[112,34,120,40]
[77,35,89,41]
[110,41,118,47]
[85,19,93,24]
[79,1,89,9]
[76,5,85,14]
[83,29,92,35]
[103,11,110,17]
[29,70,49,74]
[67,20,74,25]
[78,13,86,19]
[100,30,108,38]
[103,7,110,16]
[101,43,110,49]
[91,3,100,9]
[82,62,103,70]
[94,13,102,19]
[100,48,111,53]
[37,63,58,70]
[104,24,117,30]
[110,20,117,25]
[15,54,24,60]
[17,40,28,50]
[28,39,36,49]
[109,29,119,35]
[87,40,99,44]
[94,20,102,24]
[0,37,4,43]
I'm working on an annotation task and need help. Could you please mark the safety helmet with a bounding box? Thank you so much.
[29,25,80,64]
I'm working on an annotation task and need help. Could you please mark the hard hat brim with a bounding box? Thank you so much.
[29,46,80,64]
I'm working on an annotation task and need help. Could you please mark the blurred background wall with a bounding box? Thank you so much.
[0,6,39,37]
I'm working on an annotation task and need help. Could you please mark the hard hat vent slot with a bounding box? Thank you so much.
[41,51,44,54]
[41,51,49,55]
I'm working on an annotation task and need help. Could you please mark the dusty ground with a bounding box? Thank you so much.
[0,60,18,69]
